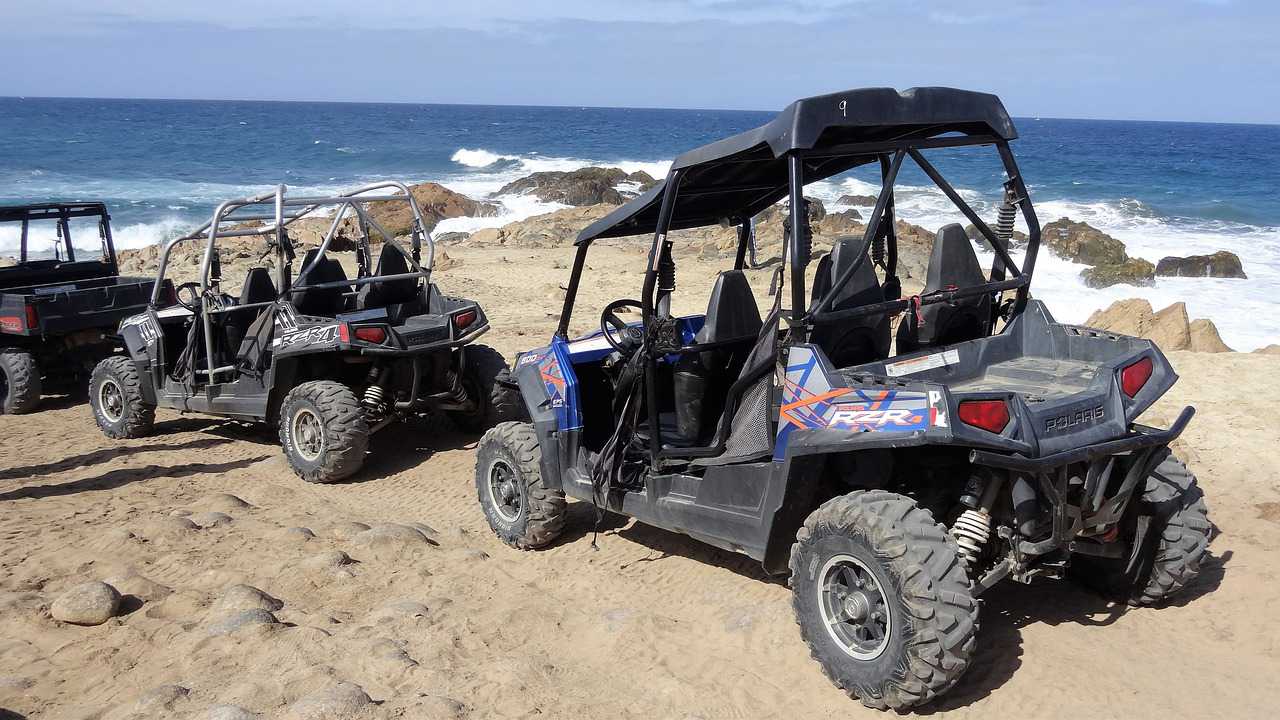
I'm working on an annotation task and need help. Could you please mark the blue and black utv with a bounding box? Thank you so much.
[474,87,1210,709]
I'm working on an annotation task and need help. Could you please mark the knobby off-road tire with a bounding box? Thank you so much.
[1072,453,1211,606]
[0,348,42,415]
[279,381,368,483]
[790,490,978,711]
[476,421,566,549]
[89,356,154,438]
[449,344,526,433]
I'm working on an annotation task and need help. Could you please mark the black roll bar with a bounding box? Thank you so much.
[906,148,1022,278]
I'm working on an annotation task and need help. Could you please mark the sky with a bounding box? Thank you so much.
[1,0,1277,123]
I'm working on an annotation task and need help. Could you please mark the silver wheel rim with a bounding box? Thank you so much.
[291,407,324,462]
[818,553,892,661]
[486,458,522,523]
[98,378,125,423]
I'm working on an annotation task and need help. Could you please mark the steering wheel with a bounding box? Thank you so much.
[174,282,203,312]
[600,299,645,354]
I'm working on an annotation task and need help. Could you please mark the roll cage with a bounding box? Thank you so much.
[0,202,117,270]
[149,181,436,383]
[558,86,1043,462]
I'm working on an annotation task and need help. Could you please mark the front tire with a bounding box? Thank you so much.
[89,356,154,438]
[790,490,978,710]
[279,381,368,483]
[1,349,42,414]
[476,421,566,549]
[448,345,525,433]
[1071,453,1211,606]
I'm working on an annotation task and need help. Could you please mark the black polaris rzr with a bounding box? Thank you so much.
[1,203,159,414]
[475,88,1211,709]
[91,182,518,482]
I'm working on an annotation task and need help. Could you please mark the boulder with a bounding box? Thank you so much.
[51,581,121,625]
[214,584,284,614]
[497,167,655,206]
[206,608,279,637]
[1041,218,1128,266]
[964,222,1028,248]
[287,682,372,720]
[837,194,879,206]
[1080,258,1155,288]
[208,705,260,720]
[1085,299,1233,352]
[1155,251,1247,279]
[365,182,498,236]
[467,205,615,247]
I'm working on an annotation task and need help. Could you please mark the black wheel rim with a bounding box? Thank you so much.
[98,378,124,423]
[818,554,892,660]
[0,368,8,406]
[486,458,522,522]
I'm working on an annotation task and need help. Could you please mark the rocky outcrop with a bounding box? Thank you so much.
[1080,257,1156,288]
[467,205,615,247]
[837,194,878,206]
[1042,218,1128,266]
[1085,299,1233,352]
[1155,251,1247,279]
[964,223,1027,249]
[497,167,657,206]
[365,182,498,235]
[1254,344,1280,355]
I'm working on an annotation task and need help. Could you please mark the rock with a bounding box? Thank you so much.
[208,705,260,720]
[467,205,614,247]
[1155,251,1247,279]
[190,511,234,528]
[433,231,471,244]
[206,608,279,637]
[824,209,862,232]
[367,182,498,235]
[352,524,431,548]
[837,194,878,205]
[964,222,1028,248]
[301,550,353,571]
[497,167,654,206]
[51,581,121,625]
[199,493,253,512]
[1254,344,1280,355]
[1189,318,1233,352]
[327,521,371,540]
[1080,257,1155,288]
[370,600,431,621]
[1085,299,1233,353]
[287,682,372,720]
[1042,218,1128,266]
[134,684,191,713]
[141,515,199,537]
[214,584,284,613]
[283,527,316,542]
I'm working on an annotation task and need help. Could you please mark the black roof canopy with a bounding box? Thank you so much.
[577,87,1016,244]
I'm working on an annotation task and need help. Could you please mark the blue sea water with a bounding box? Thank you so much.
[1,97,1278,348]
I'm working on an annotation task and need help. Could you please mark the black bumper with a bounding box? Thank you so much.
[969,406,1195,472]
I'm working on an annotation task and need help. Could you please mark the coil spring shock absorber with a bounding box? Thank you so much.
[361,365,390,420]
[951,474,1004,567]
[994,183,1019,245]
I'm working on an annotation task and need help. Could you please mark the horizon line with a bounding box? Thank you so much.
[2,93,1277,129]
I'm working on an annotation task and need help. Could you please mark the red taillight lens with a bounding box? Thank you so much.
[354,326,387,344]
[1121,357,1153,398]
[24,304,38,329]
[454,309,477,330]
[338,323,351,343]
[958,400,1010,433]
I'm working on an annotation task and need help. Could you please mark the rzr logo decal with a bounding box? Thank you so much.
[828,407,929,429]
[277,325,338,349]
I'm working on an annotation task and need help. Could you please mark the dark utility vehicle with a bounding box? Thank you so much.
[475,88,1210,708]
[91,182,516,482]
[1,203,160,414]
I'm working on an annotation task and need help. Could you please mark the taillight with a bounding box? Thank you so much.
[354,326,387,344]
[24,304,38,329]
[1121,357,1153,398]
[958,400,1010,433]
[338,323,351,343]
[454,309,477,330]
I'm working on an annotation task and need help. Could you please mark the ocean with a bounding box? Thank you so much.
[2,97,1277,350]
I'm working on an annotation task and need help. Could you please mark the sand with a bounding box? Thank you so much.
[2,243,1279,719]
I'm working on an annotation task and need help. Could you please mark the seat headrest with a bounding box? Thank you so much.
[694,270,762,345]
[239,267,277,306]
[812,236,883,310]
[292,249,348,316]
[925,224,986,292]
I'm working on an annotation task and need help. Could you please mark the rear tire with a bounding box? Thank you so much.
[790,490,978,710]
[279,381,368,483]
[476,421,566,549]
[89,356,154,438]
[1071,453,1211,606]
[0,349,42,415]
[448,345,525,433]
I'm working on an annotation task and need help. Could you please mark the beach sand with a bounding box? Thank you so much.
[2,243,1278,719]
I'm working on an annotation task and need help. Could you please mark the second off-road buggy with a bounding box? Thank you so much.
[90,182,518,482]
[1,202,161,414]
[475,88,1211,709]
